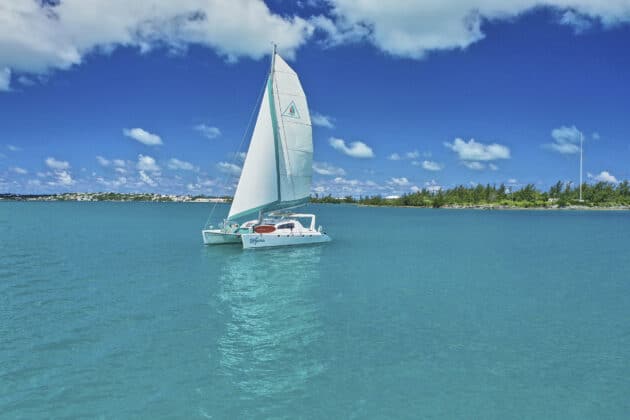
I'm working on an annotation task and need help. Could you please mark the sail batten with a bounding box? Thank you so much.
[227,52,312,221]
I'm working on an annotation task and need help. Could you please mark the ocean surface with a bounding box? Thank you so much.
[1,202,629,419]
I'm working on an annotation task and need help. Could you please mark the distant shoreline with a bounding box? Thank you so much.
[357,203,630,211]
[0,193,229,203]
[2,193,628,210]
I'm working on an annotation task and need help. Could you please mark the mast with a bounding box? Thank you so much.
[270,43,277,75]
[580,133,584,202]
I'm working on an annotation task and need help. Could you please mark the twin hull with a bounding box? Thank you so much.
[202,229,330,249]
[241,232,331,249]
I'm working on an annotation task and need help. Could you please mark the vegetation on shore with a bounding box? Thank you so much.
[311,180,630,209]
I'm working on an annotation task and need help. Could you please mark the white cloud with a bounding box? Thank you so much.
[217,161,242,176]
[425,180,442,193]
[0,0,313,90]
[463,161,485,170]
[559,10,594,34]
[96,175,127,188]
[96,156,110,167]
[136,154,160,172]
[138,170,157,187]
[329,137,374,158]
[0,68,10,91]
[545,125,582,154]
[7,144,21,152]
[17,75,35,86]
[187,176,216,192]
[592,132,601,140]
[389,177,410,186]
[507,178,518,184]
[115,167,127,174]
[49,170,74,186]
[124,127,162,146]
[421,160,443,171]
[321,1,630,59]
[589,170,618,184]
[445,138,511,161]
[10,167,28,174]
[391,150,430,162]
[489,163,499,171]
[311,112,335,129]
[333,177,360,186]
[312,161,346,176]
[194,124,221,139]
[45,157,70,170]
[167,158,197,171]
[113,159,126,167]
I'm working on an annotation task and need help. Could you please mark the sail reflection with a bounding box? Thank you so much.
[216,246,326,405]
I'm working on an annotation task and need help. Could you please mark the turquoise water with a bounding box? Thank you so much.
[1,202,629,419]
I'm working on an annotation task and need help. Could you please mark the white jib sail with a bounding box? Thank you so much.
[227,78,278,220]
[227,52,312,221]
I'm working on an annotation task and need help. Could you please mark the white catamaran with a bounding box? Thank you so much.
[202,46,331,249]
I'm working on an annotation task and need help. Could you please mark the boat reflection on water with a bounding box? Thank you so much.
[215,246,326,415]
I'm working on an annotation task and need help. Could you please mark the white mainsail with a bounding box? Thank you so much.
[227,51,312,220]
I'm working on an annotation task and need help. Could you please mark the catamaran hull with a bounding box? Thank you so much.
[202,229,241,245]
[241,232,331,249]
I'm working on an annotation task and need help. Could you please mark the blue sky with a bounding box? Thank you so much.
[1,0,629,196]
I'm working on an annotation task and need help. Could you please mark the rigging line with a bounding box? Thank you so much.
[203,72,269,229]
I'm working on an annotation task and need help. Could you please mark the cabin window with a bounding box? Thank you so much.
[277,223,294,230]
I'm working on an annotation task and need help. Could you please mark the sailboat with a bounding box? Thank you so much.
[202,46,331,249]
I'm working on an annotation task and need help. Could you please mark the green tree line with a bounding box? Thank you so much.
[311,180,630,208]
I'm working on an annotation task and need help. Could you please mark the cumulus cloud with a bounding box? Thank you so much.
[57,171,75,186]
[194,124,221,139]
[329,137,374,158]
[217,161,242,175]
[559,10,594,34]
[138,170,157,187]
[137,154,160,172]
[445,138,511,161]
[311,112,335,129]
[0,68,10,91]
[10,167,28,174]
[545,125,582,154]
[312,161,346,176]
[389,177,410,186]
[0,0,313,90]
[96,156,110,167]
[463,161,485,170]
[124,128,162,146]
[45,157,70,170]
[167,158,197,171]
[390,150,430,162]
[421,160,443,171]
[589,171,618,184]
[320,1,630,59]
[424,180,442,193]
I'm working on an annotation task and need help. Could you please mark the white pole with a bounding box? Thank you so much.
[579,133,583,202]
